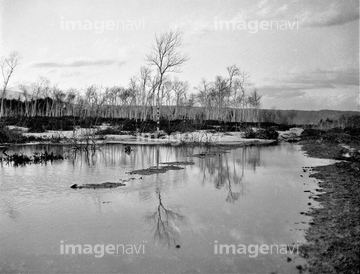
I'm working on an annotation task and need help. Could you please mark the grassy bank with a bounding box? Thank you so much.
[299,129,360,273]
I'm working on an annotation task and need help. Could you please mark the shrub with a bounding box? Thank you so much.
[300,129,325,138]
[244,127,279,140]
[256,128,279,139]
[244,128,256,138]
[344,127,360,137]
[0,126,25,143]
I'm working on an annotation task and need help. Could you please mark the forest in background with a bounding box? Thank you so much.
[1,30,359,133]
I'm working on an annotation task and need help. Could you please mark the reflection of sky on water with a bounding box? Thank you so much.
[0,143,335,273]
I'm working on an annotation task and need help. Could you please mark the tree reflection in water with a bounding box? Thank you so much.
[226,181,241,203]
[198,146,262,203]
[69,149,98,166]
[145,183,186,248]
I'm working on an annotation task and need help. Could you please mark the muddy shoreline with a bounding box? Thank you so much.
[299,133,360,273]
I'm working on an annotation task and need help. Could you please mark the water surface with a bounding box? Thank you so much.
[0,144,334,273]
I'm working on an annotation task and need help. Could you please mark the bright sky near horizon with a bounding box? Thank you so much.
[0,0,359,111]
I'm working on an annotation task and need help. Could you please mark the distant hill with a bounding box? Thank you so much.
[260,109,359,125]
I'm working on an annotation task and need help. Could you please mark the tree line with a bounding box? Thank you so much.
[1,30,263,124]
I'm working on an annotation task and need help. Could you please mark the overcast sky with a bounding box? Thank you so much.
[1,0,359,111]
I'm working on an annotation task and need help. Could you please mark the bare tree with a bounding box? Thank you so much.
[185,93,196,119]
[19,83,31,117]
[226,65,240,121]
[227,65,240,91]
[84,85,103,118]
[171,77,189,119]
[248,89,262,123]
[0,52,21,118]
[128,76,140,120]
[213,76,229,121]
[148,75,160,120]
[195,78,212,120]
[193,66,252,123]
[27,77,50,117]
[226,64,240,122]
[65,88,78,117]
[159,77,173,118]
[139,66,152,121]
[50,85,66,117]
[236,71,252,122]
[146,30,189,136]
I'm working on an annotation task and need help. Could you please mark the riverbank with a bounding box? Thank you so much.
[1,125,279,147]
[299,130,360,273]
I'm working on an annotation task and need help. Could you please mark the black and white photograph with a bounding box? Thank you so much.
[0,0,359,273]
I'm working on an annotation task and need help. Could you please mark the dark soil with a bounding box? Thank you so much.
[70,177,141,189]
[126,165,184,175]
[191,149,230,158]
[160,161,195,165]
[299,130,360,273]
[70,182,126,189]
